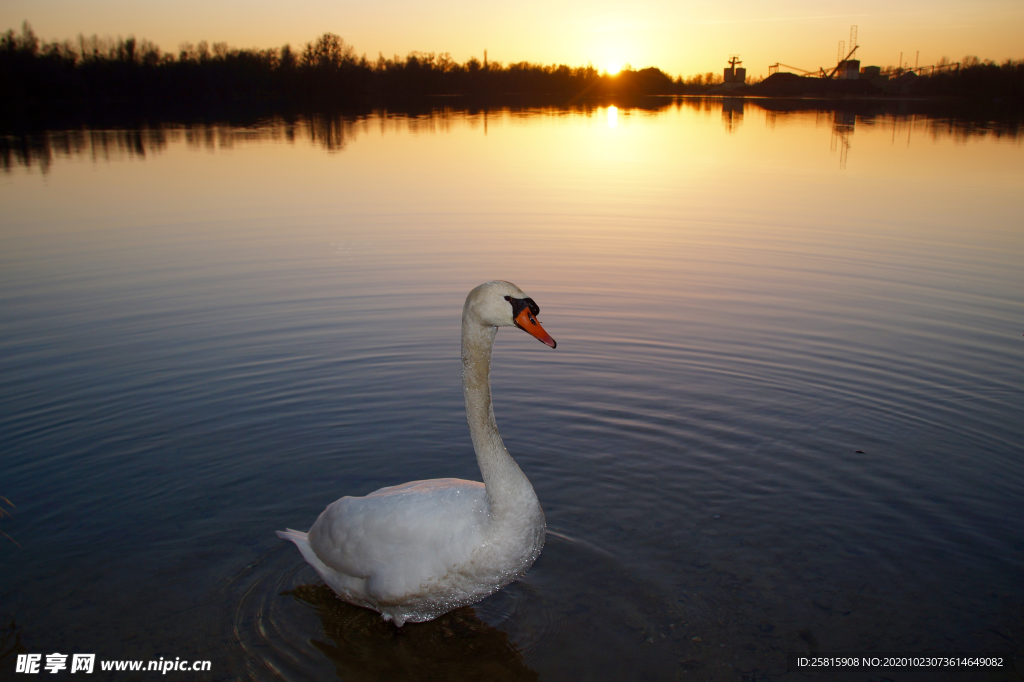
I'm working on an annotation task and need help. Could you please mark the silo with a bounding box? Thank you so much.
[723,56,745,84]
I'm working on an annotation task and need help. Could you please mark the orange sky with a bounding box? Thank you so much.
[2,0,1022,78]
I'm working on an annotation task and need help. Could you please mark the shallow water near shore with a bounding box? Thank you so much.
[2,98,1023,680]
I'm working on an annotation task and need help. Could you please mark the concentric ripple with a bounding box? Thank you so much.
[225,530,682,680]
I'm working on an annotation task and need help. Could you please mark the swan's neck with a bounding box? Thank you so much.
[462,319,536,516]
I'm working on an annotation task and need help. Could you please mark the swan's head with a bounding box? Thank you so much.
[465,281,557,349]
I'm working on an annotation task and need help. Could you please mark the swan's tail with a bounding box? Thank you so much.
[276,528,321,567]
[276,528,308,544]
[276,527,370,610]
[276,528,331,576]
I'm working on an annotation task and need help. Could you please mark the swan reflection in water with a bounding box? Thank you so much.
[283,583,538,681]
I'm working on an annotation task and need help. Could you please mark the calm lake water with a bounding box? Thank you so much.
[2,98,1023,681]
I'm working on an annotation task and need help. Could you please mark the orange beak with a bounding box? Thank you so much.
[515,307,557,348]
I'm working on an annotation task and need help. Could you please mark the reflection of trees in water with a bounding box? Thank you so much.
[2,102,1019,174]
[1,128,170,174]
[306,115,358,152]
[285,584,538,682]
[0,104,636,173]
[0,118,353,173]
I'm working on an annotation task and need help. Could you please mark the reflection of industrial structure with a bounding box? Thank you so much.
[722,97,743,133]
[831,110,855,169]
[723,101,856,170]
[723,55,747,85]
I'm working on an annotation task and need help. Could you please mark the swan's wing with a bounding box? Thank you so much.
[307,478,489,601]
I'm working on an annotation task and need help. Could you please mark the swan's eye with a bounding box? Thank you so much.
[504,295,540,321]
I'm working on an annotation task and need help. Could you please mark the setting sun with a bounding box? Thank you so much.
[605,62,623,75]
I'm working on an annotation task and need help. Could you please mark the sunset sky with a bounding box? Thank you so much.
[2,0,1021,79]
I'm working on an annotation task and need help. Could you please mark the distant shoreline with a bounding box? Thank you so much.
[3,23,1021,127]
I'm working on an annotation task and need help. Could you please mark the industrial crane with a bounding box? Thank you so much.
[768,26,859,79]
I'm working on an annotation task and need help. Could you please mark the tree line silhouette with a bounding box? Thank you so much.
[907,56,1024,101]
[1,22,681,115]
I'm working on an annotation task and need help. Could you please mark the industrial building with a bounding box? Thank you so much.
[724,55,747,85]
[837,59,861,80]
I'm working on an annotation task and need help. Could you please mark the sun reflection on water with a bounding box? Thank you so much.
[607,105,618,129]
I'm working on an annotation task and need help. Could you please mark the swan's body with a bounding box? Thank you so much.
[277,281,557,626]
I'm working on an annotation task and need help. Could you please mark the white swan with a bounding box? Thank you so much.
[277,281,557,626]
